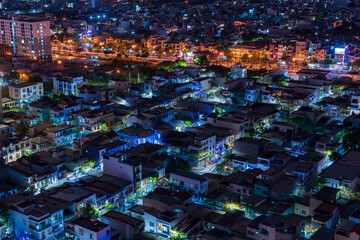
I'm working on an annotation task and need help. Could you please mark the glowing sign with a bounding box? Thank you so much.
[335,48,345,55]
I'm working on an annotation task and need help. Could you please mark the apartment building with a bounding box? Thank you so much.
[9,82,44,104]
[53,75,84,96]
[46,124,76,147]
[295,41,307,62]
[103,152,141,193]
[0,16,51,60]
[170,170,208,194]
[10,200,64,240]
[188,133,217,159]
[76,109,114,134]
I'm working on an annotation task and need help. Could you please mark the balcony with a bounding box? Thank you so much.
[29,222,51,232]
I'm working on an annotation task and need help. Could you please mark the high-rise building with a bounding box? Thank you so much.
[295,41,307,62]
[0,16,51,60]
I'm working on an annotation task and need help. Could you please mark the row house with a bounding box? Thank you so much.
[46,124,76,147]
[188,133,217,160]
[118,126,161,147]
[50,102,83,124]
[170,170,208,195]
[75,108,114,134]
[0,134,31,164]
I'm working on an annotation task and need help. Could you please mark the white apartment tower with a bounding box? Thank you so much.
[0,15,51,60]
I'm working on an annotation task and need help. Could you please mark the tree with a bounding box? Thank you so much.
[75,47,84,54]
[83,204,101,219]
[272,74,289,87]
[310,58,318,64]
[342,130,360,151]
[101,122,109,131]
[169,229,187,240]
[0,203,9,225]
[194,55,210,66]
[329,150,341,162]
[86,159,96,168]
[241,53,249,61]
[28,75,42,83]
[166,157,191,174]
[311,176,327,191]
[216,163,225,174]
[72,32,80,43]
[16,124,29,133]
[3,71,20,84]
[215,107,223,116]
[64,235,78,240]
[281,56,291,63]
[242,31,264,42]
[141,50,150,58]
[289,117,317,134]
[156,59,187,72]
[353,59,360,67]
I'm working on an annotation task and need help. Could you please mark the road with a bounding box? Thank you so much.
[52,47,360,79]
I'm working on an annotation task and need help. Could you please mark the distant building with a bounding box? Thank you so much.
[0,16,51,60]
[230,64,247,78]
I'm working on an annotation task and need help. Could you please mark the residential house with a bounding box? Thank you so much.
[170,170,208,195]
[9,82,44,105]
[73,216,110,240]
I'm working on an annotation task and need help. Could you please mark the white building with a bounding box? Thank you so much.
[189,133,217,159]
[73,216,110,240]
[170,170,208,194]
[144,208,187,237]
[10,200,64,240]
[103,152,141,193]
[230,64,247,78]
[0,16,51,60]
[9,82,44,104]
[350,95,360,115]
[53,76,84,96]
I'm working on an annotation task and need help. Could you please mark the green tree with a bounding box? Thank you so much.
[86,159,96,168]
[329,151,341,162]
[23,148,33,156]
[273,74,289,87]
[342,130,360,151]
[169,229,187,240]
[0,203,9,224]
[289,117,317,134]
[194,55,210,66]
[215,107,223,116]
[83,204,101,219]
[311,176,327,191]
[4,71,20,84]
[64,235,78,240]
[101,122,109,131]
[156,59,187,72]
[216,163,225,174]
[166,157,191,174]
